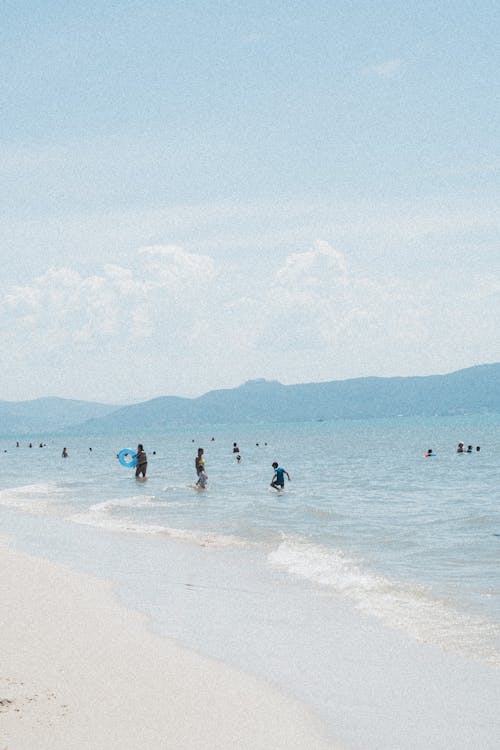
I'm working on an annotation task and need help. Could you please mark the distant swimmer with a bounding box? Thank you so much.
[466,445,473,453]
[236,454,241,463]
[270,462,290,490]
[135,443,147,478]
[476,446,481,452]
[457,442,465,453]
[424,449,436,457]
[233,442,240,453]
[62,447,68,458]
[196,465,208,490]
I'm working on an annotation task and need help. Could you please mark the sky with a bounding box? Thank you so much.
[1,0,499,403]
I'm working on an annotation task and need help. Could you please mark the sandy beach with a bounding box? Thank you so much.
[0,539,339,750]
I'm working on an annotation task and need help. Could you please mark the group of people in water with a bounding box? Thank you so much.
[457,443,480,453]
[116,442,291,491]
[424,443,481,457]
[194,446,290,491]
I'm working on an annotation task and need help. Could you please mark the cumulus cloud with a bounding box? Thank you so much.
[366,58,404,79]
[245,240,500,383]
[252,241,404,358]
[138,245,216,288]
[0,245,220,369]
[0,240,498,401]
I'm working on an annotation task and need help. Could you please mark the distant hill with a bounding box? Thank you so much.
[1,364,498,437]
[0,397,119,437]
[64,363,500,435]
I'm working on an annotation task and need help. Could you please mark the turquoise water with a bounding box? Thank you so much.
[1,415,499,748]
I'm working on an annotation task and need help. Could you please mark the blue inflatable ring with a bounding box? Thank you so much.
[118,449,138,468]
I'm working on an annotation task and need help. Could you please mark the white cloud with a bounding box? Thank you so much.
[138,244,216,288]
[366,58,404,79]
[0,241,498,401]
[1,246,218,356]
[245,240,500,384]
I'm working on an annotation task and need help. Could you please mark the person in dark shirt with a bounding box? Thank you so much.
[135,444,147,478]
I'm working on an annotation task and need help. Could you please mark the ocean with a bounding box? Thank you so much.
[1,415,499,749]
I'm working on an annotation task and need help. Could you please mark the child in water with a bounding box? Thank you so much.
[196,466,208,489]
[270,462,290,490]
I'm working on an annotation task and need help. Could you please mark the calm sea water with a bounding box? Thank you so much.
[1,415,499,748]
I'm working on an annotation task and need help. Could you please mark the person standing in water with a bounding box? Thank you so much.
[196,465,208,489]
[270,462,290,490]
[195,447,205,476]
[135,444,147,478]
[62,447,68,458]
[194,447,207,486]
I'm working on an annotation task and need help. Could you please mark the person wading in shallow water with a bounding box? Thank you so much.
[270,462,290,490]
[195,447,205,476]
[135,444,147,478]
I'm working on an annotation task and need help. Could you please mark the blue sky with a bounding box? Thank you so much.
[1,1,499,402]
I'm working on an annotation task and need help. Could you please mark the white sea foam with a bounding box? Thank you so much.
[71,496,249,548]
[0,483,65,514]
[268,536,500,666]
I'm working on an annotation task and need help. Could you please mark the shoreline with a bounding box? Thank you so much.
[1,442,500,750]
[0,540,339,750]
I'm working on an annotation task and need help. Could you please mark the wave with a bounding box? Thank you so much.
[0,483,66,514]
[70,497,249,549]
[268,536,500,666]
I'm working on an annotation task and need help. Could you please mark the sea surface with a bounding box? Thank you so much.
[1,415,499,749]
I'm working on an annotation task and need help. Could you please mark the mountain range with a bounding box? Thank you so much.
[0,397,118,437]
[0,363,499,437]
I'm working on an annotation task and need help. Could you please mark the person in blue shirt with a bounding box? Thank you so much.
[270,462,290,490]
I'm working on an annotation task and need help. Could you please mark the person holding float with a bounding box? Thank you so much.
[135,444,147,478]
[117,444,147,478]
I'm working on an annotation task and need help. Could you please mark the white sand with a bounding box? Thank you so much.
[0,541,340,749]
